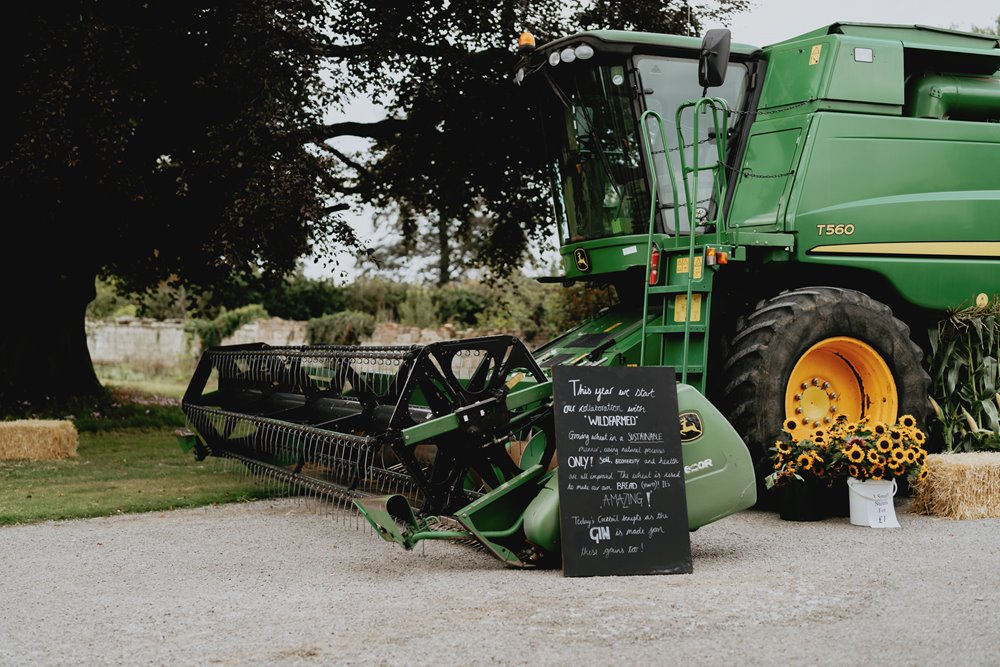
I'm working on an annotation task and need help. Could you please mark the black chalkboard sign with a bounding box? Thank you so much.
[554,365,691,577]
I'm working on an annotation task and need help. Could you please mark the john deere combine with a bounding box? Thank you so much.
[183,22,1000,566]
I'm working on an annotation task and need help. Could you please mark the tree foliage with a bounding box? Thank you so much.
[970,15,1000,36]
[0,2,354,403]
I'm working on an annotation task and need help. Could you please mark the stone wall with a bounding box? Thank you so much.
[219,318,308,347]
[86,318,192,367]
[86,317,478,368]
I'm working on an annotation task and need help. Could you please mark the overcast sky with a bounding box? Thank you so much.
[306,1,1000,281]
[707,0,998,45]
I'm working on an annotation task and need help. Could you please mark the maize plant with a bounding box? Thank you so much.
[928,301,1000,452]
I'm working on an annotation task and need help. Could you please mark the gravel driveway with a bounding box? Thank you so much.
[2,498,998,666]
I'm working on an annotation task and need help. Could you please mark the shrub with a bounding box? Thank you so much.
[345,278,409,321]
[137,280,193,319]
[191,304,269,350]
[474,273,615,343]
[928,300,1000,452]
[307,311,376,345]
[260,273,348,321]
[433,283,490,325]
[87,277,138,319]
[397,287,438,328]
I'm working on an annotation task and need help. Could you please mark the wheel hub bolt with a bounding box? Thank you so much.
[801,382,809,390]
[794,393,802,401]
[795,407,803,414]
[829,392,838,400]
[811,378,820,386]
[823,417,831,424]
[821,381,830,389]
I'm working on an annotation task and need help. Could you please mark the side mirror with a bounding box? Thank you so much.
[698,29,731,89]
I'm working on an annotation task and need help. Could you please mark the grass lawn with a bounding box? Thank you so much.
[0,429,281,525]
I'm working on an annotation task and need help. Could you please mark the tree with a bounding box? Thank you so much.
[0,3,355,404]
[970,15,1000,36]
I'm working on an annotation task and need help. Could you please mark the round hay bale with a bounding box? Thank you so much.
[0,420,79,461]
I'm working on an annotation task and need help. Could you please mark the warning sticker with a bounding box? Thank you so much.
[674,294,702,323]
[809,44,822,66]
[676,257,703,280]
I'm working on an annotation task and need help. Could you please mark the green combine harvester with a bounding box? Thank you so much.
[183,22,1000,567]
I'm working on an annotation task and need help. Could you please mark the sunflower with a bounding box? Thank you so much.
[905,449,917,464]
[776,440,792,456]
[876,436,892,453]
[784,419,799,434]
[891,448,906,463]
[774,458,786,470]
[797,453,814,470]
[846,423,858,433]
[866,450,880,464]
[874,423,887,436]
[915,449,927,465]
[890,428,903,442]
[871,465,885,480]
[918,467,929,481]
[846,445,865,463]
[900,414,917,429]
[848,464,860,478]
[913,430,926,444]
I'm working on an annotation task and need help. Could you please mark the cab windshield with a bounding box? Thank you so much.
[549,62,649,243]
[546,56,749,243]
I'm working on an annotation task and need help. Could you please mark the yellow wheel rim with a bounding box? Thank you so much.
[784,336,898,429]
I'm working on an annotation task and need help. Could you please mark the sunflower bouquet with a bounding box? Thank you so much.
[765,414,930,489]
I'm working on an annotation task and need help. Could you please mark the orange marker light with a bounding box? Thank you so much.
[517,30,536,54]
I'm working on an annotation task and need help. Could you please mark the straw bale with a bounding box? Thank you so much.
[0,420,79,461]
[911,452,1000,520]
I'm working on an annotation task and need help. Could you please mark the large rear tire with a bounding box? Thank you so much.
[722,287,929,468]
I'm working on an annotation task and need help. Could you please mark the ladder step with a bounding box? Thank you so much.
[647,285,711,295]
[645,324,707,334]
[677,365,705,374]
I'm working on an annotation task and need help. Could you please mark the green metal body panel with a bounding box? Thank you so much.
[759,35,904,113]
[782,113,1000,309]
[522,471,561,554]
[727,119,803,228]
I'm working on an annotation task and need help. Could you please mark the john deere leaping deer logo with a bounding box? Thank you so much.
[679,412,703,442]
[574,247,591,272]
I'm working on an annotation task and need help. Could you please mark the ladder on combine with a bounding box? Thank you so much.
[639,99,731,393]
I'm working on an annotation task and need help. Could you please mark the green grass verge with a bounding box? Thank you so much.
[0,429,283,525]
